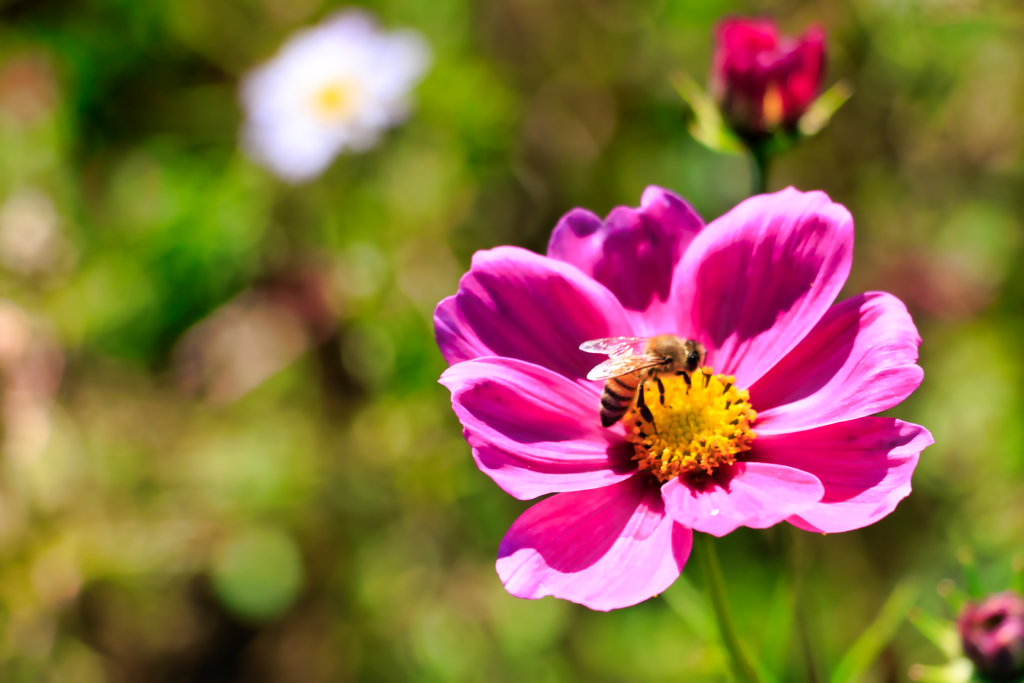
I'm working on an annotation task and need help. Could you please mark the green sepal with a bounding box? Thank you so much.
[797,79,854,137]
[671,71,746,156]
[673,72,853,161]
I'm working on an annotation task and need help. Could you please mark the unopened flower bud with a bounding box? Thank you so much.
[710,18,825,140]
[958,591,1024,680]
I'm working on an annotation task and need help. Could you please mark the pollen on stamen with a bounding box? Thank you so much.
[623,368,757,482]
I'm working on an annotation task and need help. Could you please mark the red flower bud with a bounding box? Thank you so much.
[710,18,826,139]
[958,591,1024,680]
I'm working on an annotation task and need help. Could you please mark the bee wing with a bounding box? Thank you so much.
[579,336,649,355]
[586,354,666,381]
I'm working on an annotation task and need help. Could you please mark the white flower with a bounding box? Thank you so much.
[240,10,431,182]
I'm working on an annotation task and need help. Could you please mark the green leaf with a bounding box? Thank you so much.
[671,71,746,155]
[759,577,796,676]
[937,578,971,613]
[829,579,920,683]
[957,546,984,599]
[797,80,854,137]
[1011,554,1024,595]
[662,574,716,637]
[908,607,961,659]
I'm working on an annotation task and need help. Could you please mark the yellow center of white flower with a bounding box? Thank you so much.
[311,80,360,122]
[625,368,757,482]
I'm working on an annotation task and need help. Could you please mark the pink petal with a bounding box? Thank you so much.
[780,25,826,123]
[752,418,932,533]
[750,292,923,434]
[434,246,633,381]
[671,188,854,388]
[661,462,824,537]
[547,186,704,334]
[440,357,636,500]
[497,474,692,611]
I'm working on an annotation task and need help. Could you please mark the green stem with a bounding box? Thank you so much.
[785,524,821,683]
[797,605,821,683]
[749,145,770,195]
[697,533,765,683]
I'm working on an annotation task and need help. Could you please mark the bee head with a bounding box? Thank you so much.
[646,335,706,373]
[683,341,706,373]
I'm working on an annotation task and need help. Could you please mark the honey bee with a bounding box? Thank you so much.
[580,335,706,427]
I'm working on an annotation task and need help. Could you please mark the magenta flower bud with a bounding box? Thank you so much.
[710,18,826,139]
[958,591,1024,680]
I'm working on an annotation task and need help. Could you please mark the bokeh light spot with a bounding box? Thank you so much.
[211,526,304,622]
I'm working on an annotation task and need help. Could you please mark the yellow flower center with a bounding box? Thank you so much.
[311,80,360,122]
[624,368,757,482]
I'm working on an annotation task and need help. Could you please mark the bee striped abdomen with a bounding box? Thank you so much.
[600,375,641,427]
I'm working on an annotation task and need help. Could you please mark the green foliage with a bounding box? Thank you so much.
[830,580,920,683]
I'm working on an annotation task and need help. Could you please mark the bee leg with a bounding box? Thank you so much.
[677,370,692,393]
[655,376,666,405]
[637,382,657,433]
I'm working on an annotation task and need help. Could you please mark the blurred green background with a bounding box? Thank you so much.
[0,0,1020,680]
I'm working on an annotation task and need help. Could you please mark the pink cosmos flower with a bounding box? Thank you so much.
[711,18,826,138]
[435,186,931,611]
